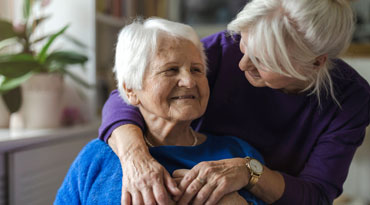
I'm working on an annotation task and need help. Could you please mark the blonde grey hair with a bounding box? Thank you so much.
[114,17,207,104]
[227,0,354,105]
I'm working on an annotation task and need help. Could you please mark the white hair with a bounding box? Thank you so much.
[227,0,354,105]
[114,17,207,104]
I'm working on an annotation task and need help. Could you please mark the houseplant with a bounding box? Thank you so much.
[0,0,90,129]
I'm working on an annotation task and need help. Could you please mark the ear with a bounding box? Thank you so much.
[122,83,140,106]
[313,54,328,69]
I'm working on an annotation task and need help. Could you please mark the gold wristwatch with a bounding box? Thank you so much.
[245,156,264,190]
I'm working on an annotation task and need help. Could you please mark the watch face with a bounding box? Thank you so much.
[250,159,263,174]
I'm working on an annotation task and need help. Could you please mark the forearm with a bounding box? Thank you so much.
[107,124,148,159]
[217,192,249,205]
[271,173,329,205]
[248,166,285,204]
[250,166,329,204]
[99,90,145,142]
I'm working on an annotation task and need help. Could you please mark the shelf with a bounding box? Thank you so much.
[342,43,370,58]
[190,24,226,38]
[0,121,100,152]
[96,12,126,28]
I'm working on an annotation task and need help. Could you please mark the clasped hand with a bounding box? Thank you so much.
[173,158,250,205]
[121,156,249,205]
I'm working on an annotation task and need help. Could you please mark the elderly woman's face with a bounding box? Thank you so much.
[134,37,209,122]
[239,32,307,93]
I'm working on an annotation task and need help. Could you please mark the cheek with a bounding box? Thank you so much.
[141,82,171,104]
[199,78,210,96]
[259,71,288,86]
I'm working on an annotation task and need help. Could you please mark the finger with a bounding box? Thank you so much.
[204,186,227,205]
[173,177,182,185]
[178,169,198,191]
[122,191,131,205]
[132,191,144,205]
[163,170,181,197]
[192,183,216,205]
[141,188,156,205]
[152,183,169,205]
[174,170,198,201]
[178,178,205,205]
[172,169,190,178]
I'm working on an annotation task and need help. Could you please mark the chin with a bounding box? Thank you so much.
[175,111,202,121]
[247,79,266,88]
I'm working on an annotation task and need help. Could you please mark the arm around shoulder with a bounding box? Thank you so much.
[99,90,145,142]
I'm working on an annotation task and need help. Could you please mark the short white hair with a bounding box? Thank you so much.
[114,17,206,104]
[227,0,354,105]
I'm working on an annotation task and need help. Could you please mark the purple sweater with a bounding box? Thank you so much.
[99,31,370,204]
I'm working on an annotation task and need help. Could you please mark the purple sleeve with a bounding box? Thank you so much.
[274,78,370,204]
[98,90,145,142]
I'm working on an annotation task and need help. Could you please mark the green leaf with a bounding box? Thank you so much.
[0,20,18,41]
[63,34,88,49]
[31,15,51,34]
[30,34,51,44]
[61,68,93,89]
[23,0,32,20]
[0,72,33,94]
[37,25,69,64]
[0,54,41,78]
[0,37,19,51]
[46,51,88,65]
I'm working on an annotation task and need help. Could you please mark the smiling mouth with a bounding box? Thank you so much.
[171,95,196,100]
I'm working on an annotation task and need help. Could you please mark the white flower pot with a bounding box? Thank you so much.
[19,73,64,129]
[0,96,10,128]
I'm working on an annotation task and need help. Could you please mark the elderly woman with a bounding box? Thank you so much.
[54,18,265,205]
[100,0,370,204]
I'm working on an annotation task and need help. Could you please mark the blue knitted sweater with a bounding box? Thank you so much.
[54,134,265,204]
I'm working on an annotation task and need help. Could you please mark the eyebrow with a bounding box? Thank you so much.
[160,62,178,67]
[191,62,204,67]
[159,62,204,67]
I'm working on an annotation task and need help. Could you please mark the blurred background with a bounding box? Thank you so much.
[0,0,369,204]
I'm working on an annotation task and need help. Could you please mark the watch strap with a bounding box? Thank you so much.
[245,157,263,190]
[245,174,259,190]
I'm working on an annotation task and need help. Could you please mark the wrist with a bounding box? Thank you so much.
[119,144,150,161]
[244,157,264,190]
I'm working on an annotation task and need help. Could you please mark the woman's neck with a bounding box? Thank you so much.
[142,114,195,146]
[146,123,195,146]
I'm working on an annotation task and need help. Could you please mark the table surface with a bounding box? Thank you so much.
[0,121,100,152]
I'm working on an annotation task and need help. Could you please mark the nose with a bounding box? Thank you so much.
[178,70,196,88]
[239,54,250,71]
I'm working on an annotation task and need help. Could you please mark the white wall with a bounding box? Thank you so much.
[1,0,97,119]
[343,58,370,82]
[342,58,370,202]
[37,0,96,118]
[0,0,14,20]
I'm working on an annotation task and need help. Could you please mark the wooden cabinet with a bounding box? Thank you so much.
[0,155,5,205]
[0,123,98,205]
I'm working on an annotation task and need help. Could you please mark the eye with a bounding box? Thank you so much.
[163,67,179,75]
[191,67,204,73]
[168,67,178,71]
